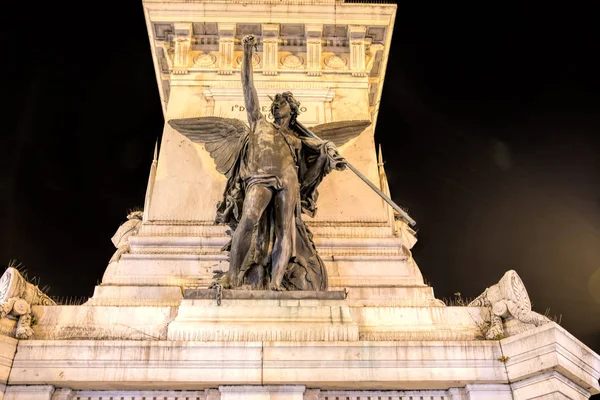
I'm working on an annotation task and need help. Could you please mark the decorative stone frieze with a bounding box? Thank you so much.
[280,54,304,69]
[323,54,346,70]
[193,53,217,68]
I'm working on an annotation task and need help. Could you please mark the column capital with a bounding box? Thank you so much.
[262,23,280,38]
[347,25,367,40]
[217,22,236,37]
[305,23,323,38]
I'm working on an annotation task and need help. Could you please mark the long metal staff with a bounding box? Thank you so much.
[294,121,416,227]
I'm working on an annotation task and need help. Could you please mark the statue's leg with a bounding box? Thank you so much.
[270,177,299,290]
[228,185,272,286]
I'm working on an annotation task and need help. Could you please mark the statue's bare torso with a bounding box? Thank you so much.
[245,118,301,180]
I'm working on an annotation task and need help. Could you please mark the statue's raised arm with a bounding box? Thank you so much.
[241,35,262,125]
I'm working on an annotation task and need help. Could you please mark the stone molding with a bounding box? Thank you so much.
[4,323,598,396]
[202,87,334,103]
[501,322,600,396]
[510,371,590,400]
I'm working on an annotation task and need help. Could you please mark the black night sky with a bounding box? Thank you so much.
[3,0,599,373]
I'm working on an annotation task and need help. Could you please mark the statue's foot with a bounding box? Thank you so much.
[270,283,284,291]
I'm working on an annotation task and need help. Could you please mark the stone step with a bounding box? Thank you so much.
[166,298,359,341]
[128,235,409,256]
[86,284,442,307]
[138,222,395,239]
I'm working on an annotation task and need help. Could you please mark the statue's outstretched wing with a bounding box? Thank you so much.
[168,117,249,177]
[308,120,372,147]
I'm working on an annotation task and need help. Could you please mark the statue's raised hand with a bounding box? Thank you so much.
[242,34,258,51]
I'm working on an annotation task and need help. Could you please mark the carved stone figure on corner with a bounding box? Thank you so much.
[0,267,56,339]
[469,269,550,339]
[110,210,143,263]
[169,34,373,291]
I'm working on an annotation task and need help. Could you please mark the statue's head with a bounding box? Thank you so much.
[271,92,301,125]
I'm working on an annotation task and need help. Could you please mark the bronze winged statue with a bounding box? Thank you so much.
[169,34,372,291]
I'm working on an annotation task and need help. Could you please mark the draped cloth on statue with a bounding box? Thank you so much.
[216,131,342,291]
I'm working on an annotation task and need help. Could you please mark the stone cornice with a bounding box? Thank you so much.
[8,326,599,395]
[501,322,600,395]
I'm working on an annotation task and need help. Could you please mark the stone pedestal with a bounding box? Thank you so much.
[167,292,358,341]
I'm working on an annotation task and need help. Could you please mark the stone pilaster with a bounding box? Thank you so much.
[218,23,236,75]
[262,24,279,76]
[305,24,323,76]
[172,23,192,75]
[347,25,367,76]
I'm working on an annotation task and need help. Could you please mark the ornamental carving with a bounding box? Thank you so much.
[193,53,217,68]
[324,55,347,70]
[280,54,304,69]
[0,266,56,340]
[469,270,549,339]
[110,210,143,263]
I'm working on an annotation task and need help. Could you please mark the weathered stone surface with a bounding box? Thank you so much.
[167,298,358,341]
[183,289,346,300]
[0,336,17,385]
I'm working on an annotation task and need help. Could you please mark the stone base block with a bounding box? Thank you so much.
[4,385,53,400]
[351,306,489,341]
[219,385,304,400]
[102,254,426,288]
[167,299,358,341]
[31,305,177,340]
[85,285,184,306]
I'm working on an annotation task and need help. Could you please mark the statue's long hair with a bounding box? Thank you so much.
[270,92,301,125]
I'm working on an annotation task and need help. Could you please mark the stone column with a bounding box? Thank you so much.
[347,25,367,76]
[262,24,279,76]
[305,24,323,76]
[218,23,236,75]
[172,23,192,75]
